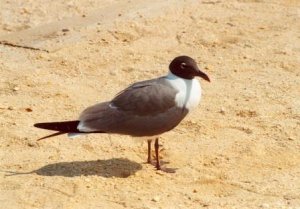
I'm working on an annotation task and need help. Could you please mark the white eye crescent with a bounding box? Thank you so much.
[180,62,187,69]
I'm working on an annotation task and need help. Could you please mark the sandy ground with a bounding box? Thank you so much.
[0,0,300,208]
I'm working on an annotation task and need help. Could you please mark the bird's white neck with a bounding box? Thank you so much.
[165,71,202,110]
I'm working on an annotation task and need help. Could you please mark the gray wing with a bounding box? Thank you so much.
[111,77,178,116]
[77,77,187,136]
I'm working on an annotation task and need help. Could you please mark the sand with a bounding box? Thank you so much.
[0,0,300,208]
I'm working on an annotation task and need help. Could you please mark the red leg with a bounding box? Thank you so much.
[147,140,152,164]
[154,138,161,170]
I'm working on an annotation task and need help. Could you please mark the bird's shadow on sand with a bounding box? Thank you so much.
[5,158,142,178]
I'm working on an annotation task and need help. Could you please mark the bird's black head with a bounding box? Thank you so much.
[169,55,210,81]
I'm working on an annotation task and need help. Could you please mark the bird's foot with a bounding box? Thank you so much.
[156,166,177,173]
[154,160,177,173]
[147,158,152,164]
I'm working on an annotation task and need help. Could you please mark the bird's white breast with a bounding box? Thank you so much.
[165,72,202,110]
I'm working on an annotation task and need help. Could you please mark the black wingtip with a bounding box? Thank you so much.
[33,121,80,132]
[34,122,52,129]
[34,123,43,128]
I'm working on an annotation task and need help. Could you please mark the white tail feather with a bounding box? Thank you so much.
[68,133,85,138]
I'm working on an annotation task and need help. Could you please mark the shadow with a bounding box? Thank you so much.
[4,158,142,178]
[145,160,178,173]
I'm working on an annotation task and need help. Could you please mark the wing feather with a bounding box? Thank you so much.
[111,77,178,116]
[77,77,183,136]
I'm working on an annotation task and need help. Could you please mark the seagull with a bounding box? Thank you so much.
[34,55,210,171]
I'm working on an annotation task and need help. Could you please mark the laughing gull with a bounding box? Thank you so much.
[34,55,210,171]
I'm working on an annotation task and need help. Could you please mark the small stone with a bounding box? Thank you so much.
[219,107,225,115]
[27,142,38,147]
[13,86,20,91]
[62,28,69,32]
[152,196,160,202]
[8,106,14,110]
[193,189,197,193]
[25,108,33,112]
[288,137,295,141]
[201,202,209,207]
[155,170,164,176]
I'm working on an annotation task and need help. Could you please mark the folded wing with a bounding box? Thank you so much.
[78,78,188,136]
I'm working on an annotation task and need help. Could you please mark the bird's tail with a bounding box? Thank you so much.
[34,120,80,141]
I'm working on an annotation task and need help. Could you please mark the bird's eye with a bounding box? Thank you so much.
[180,62,187,69]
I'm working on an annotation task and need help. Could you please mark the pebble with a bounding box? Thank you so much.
[219,107,225,115]
[62,28,69,32]
[202,202,209,207]
[27,141,38,147]
[288,137,295,141]
[25,107,33,112]
[155,171,164,176]
[152,196,160,202]
[13,86,20,91]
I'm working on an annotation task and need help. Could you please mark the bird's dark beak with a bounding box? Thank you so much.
[196,68,210,82]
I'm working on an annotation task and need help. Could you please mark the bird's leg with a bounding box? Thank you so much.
[154,138,161,170]
[147,139,152,164]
